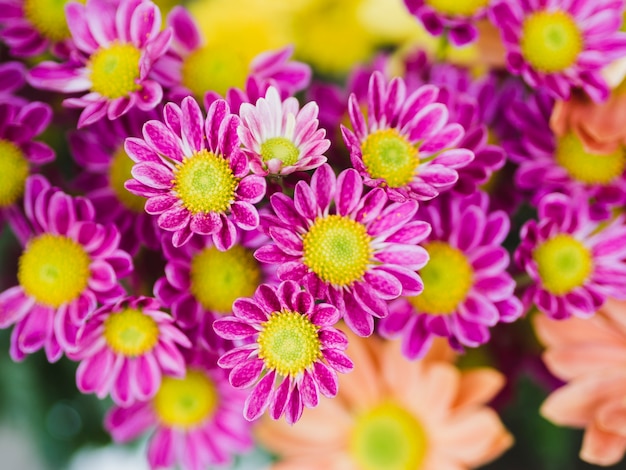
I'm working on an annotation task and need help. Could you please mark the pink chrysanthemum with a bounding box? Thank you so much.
[516,192,626,320]
[238,86,330,176]
[105,350,254,470]
[154,229,275,352]
[490,0,626,102]
[213,280,353,425]
[404,0,492,46]
[69,109,162,255]
[255,164,430,337]
[380,192,523,359]
[124,96,266,249]
[0,175,132,362]
[27,0,172,128]
[341,71,474,202]
[72,296,190,406]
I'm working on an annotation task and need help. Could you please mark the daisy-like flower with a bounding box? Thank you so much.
[213,280,353,424]
[0,175,132,362]
[403,0,492,46]
[238,86,330,176]
[490,0,626,102]
[256,331,513,470]
[154,229,274,352]
[72,296,191,406]
[341,71,474,202]
[27,0,172,128]
[68,109,161,255]
[105,349,254,470]
[515,192,626,320]
[534,299,626,466]
[380,192,523,359]
[255,164,429,337]
[124,96,266,249]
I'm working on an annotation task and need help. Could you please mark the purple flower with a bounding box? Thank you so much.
[124,96,266,249]
[213,280,353,424]
[0,175,133,362]
[72,296,190,406]
[27,0,172,128]
[379,192,523,358]
[105,350,253,470]
[515,192,626,320]
[255,164,430,337]
[341,71,474,202]
[490,0,626,102]
[238,86,330,176]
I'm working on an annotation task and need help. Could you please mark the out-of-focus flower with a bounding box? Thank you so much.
[535,299,626,466]
[214,280,353,424]
[27,0,172,128]
[0,175,132,362]
[490,0,626,102]
[238,86,329,176]
[341,71,474,202]
[256,331,513,470]
[255,164,429,337]
[124,96,266,249]
[105,350,254,470]
[72,296,190,406]
[380,192,522,358]
[516,192,626,320]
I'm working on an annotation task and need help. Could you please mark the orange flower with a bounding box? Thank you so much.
[534,299,626,466]
[255,332,512,470]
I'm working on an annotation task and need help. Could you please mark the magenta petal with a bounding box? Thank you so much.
[318,328,348,349]
[254,244,294,264]
[158,206,191,231]
[244,369,275,421]
[312,360,338,398]
[311,163,336,212]
[230,358,264,388]
[135,354,161,400]
[190,211,220,235]
[269,226,302,255]
[374,244,428,271]
[112,359,132,405]
[311,303,340,326]
[231,201,260,230]
[363,268,403,299]
[213,318,258,340]
[76,347,114,394]
[336,169,362,216]
[105,402,154,442]
[285,386,304,425]
[294,181,317,221]
[213,216,236,251]
[300,370,319,408]
[322,349,353,374]
[19,304,53,353]
[269,376,291,420]
[147,428,175,469]
[131,162,173,189]
[343,291,374,337]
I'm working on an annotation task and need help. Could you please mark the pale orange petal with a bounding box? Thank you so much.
[580,420,626,466]
[596,398,626,438]
[422,455,466,470]
[543,344,626,381]
[453,368,505,410]
[533,314,623,350]
[272,452,357,470]
[401,362,460,421]
[599,298,626,333]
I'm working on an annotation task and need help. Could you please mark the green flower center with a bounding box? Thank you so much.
[0,139,29,208]
[350,402,428,470]
[103,308,159,357]
[109,146,146,212]
[361,128,419,188]
[555,133,626,185]
[154,369,218,429]
[18,234,91,308]
[260,137,300,167]
[410,241,473,315]
[189,245,261,313]
[520,11,583,73]
[172,149,237,214]
[533,234,592,295]
[24,0,78,42]
[181,45,248,99]
[89,42,141,99]
[303,215,372,287]
[257,309,322,377]
[425,0,489,16]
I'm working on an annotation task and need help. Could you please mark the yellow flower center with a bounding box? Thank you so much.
[103,308,159,356]
[257,309,322,378]
[361,129,419,188]
[109,146,146,212]
[303,215,372,287]
[172,150,237,214]
[555,133,626,185]
[520,11,583,73]
[17,234,91,308]
[350,402,428,470]
[260,137,300,167]
[533,234,592,295]
[0,139,29,208]
[410,241,474,315]
[181,45,248,99]
[189,245,261,313]
[88,42,141,99]
[425,0,489,17]
[23,0,78,42]
[154,369,218,429]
